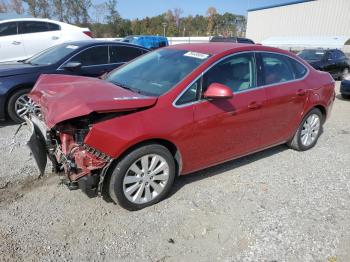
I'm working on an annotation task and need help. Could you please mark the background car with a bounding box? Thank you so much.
[0,40,149,123]
[0,18,92,63]
[121,35,169,49]
[210,36,255,44]
[298,48,349,80]
[27,43,335,210]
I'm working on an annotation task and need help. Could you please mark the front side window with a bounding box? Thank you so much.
[0,22,17,37]
[107,49,210,96]
[71,46,108,66]
[109,45,144,63]
[262,53,294,85]
[19,21,49,34]
[202,52,256,93]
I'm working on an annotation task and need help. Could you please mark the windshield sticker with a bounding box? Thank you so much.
[315,52,325,55]
[184,51,210,60]
[66,45,79,49]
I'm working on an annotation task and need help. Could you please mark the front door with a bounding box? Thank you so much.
[189,52,267,169]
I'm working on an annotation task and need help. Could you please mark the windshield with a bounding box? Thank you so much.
[298,50,325,61]
[107,48,210,96]
[25,43,81,65]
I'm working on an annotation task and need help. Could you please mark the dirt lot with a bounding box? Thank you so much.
[0,83,349,262]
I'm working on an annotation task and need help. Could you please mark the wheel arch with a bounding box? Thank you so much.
[106,138,183,178]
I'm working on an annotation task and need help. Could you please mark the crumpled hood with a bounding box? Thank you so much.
[30,74,158,128]
[0,62,42,77]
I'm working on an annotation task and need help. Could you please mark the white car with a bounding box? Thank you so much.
[0,18,92,62]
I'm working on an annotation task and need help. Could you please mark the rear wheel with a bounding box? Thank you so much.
[288,108,323,151]
[108,144,176,211]
[7,88,39,123]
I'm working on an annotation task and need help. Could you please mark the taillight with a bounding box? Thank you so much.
[83,31,92,38]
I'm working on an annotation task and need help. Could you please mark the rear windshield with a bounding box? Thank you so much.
[298,50,325,61]
[107,48,210,96]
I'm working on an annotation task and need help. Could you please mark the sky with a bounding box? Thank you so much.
[93,0,299,19]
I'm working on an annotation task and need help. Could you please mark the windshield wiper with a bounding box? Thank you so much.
[112,81,142,94]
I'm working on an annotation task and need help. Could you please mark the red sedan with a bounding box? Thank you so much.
[27,43,335,210]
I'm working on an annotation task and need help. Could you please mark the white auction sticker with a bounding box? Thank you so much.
[184,51,210,60]
[66,45,79,49]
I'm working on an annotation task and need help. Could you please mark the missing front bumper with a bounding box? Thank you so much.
[25,117,47,175]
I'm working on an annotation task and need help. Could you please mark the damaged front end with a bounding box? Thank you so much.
[25,113,114,197]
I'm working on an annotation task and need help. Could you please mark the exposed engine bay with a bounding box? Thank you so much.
[25,112,120,197]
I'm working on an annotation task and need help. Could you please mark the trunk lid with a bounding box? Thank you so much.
[30,74,157,128]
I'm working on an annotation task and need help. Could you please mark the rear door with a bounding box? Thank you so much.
[0,22,26,62]
[259,52,309,147]
[108,45,146,72]
[188,52,267,169]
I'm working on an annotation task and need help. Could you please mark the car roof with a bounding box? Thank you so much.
[1,17,59,23]
[167,43,284,56]
[63,40,150,50]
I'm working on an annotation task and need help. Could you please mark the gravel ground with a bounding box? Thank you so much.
[0,83,349,262]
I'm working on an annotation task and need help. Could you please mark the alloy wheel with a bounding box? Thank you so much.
[15,94,41,119]
[300,113,321,147]
[123,154,170,204]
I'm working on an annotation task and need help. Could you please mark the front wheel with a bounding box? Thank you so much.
[108,144,176,211]
[7,88,39,123]
[341,94,350,99]
[288,108,323,151]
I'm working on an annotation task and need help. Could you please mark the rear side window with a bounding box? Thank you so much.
[288,58,308,79]
[19,21,49,34]
[48,23,60,31]
[71,46,109,66]
[261,53,294,85]
[109,45,144,63]
[0,22,17,37]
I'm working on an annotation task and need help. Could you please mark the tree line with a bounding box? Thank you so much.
[0,0,246,38]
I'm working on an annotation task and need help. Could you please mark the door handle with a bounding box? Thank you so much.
[12,41,21,45]
[52,36,59,40]
[296,89,306,96]
[248,101,262,110]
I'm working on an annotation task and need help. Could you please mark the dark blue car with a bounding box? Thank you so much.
[0,40,149,123]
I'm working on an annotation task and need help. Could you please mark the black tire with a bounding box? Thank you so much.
[7,88,31,123]
[341,94,350,99]
[108,144,176,211]
[341,67,349,80]
[288,108,323,151]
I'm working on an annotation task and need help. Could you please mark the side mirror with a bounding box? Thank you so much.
[63,61,82,71]
[204,83,233,99]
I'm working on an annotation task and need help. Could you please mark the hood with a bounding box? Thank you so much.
[0,62,43,77]
[30,74,158,128]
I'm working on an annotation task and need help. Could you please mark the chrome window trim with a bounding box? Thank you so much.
[57,44,148,70]
[172,50,309,108]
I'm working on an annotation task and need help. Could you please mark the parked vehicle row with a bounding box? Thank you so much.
[298,48,349,80]
[0,41,149,123]
[0,18,92,63]
[24,43,335,210]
